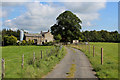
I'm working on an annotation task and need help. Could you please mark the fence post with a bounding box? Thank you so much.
[41,50,42,59]
[93,46,95,57]
[21,54,24,69]
[2,58,5,78]
[101,48,103,65]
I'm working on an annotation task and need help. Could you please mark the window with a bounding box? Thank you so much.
[45,40,47,42]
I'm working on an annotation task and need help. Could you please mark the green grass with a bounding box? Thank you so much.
[70,42,118,78]
[2,45,66,78]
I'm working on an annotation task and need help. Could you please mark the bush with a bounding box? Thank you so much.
[17,42,21,46]
[54,40,60,43]
[54,34,62,41]
[21,40,26,45]
[17,39,34,46]
[27,39,32,45]
[4,35,17,46]
[31,40,34,45]
[44,41,54,46]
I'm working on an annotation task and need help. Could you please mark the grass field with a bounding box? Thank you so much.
[70,42,118,78]
[2,45,66,78]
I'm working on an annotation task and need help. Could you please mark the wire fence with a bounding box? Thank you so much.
[1,45,63,79]
[74,42,118,64]
[70,42,108,65]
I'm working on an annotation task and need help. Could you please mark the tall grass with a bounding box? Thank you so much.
[70,42,118,78]
[2,45,66,78]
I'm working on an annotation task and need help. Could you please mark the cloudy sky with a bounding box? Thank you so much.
[0,0,118,33]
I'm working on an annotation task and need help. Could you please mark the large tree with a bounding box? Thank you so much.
[51,11,82,42]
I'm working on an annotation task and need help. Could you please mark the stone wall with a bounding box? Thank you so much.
[44,32,54,42]
[25,32,54,45]
[26,36,44,45]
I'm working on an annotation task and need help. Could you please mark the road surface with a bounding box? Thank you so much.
[45,47,97,78]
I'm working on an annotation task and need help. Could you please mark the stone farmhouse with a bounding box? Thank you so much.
[24,30,54,45]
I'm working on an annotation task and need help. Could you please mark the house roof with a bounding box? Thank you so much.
[25,30,50,37]
[41,32,49,35]
[25,33,42,37]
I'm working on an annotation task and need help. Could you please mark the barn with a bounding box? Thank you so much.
[24,30,54,45]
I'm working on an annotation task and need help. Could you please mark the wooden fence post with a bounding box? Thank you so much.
[41,50,42,59]
[33,52,35,64]
[101,48,103,65]
[21,54,24,69]
[2,58,5,78]
[93,46,95,57]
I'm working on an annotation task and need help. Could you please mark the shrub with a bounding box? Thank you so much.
[21,40,26,45]
[54,40,60,43]
[27,39,32,45]
[17,42,21,46]
[54,34,62,41]
[31,40,34,45]
[44,41,54,46]
[4,35,17,46]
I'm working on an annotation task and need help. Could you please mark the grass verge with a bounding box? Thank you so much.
[69,42,118,78]
[2,45,66,78]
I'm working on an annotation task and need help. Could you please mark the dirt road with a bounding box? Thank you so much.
[45,47,97,78]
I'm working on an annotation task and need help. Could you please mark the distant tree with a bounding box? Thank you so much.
[51,11,82,42]
[54,34,62,41]
[4,35,17,46]
[80,30,120,42]
[2,29,20,40]
[79,37,82,42]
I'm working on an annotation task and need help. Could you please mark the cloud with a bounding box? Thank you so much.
[63,2,106,26]
[3,2,65,32]
[0,2,29,18]
[10,27,18,31]
[0,8,14,18]
[0,21,2,26]
[63,2,106,13]
[3,2,106,32]
[2,0,32,2]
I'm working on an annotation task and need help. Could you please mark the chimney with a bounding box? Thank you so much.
[41,31,42,34]
[48,30,49,32]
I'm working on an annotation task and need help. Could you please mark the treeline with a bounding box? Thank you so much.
[79,30,120,42]
[1,29,34,46]
[2,29,20,40]
[1,29,120,46]
[2,29,20,46]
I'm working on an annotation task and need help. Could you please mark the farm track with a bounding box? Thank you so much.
[45,47,97,78]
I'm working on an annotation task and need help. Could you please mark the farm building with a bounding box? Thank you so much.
[24,30,54,45]
[73,40,79,44]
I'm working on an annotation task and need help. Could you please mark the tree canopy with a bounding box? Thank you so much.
[51,10,82,42]
[81,30,120,42]
[4,35,17,45]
